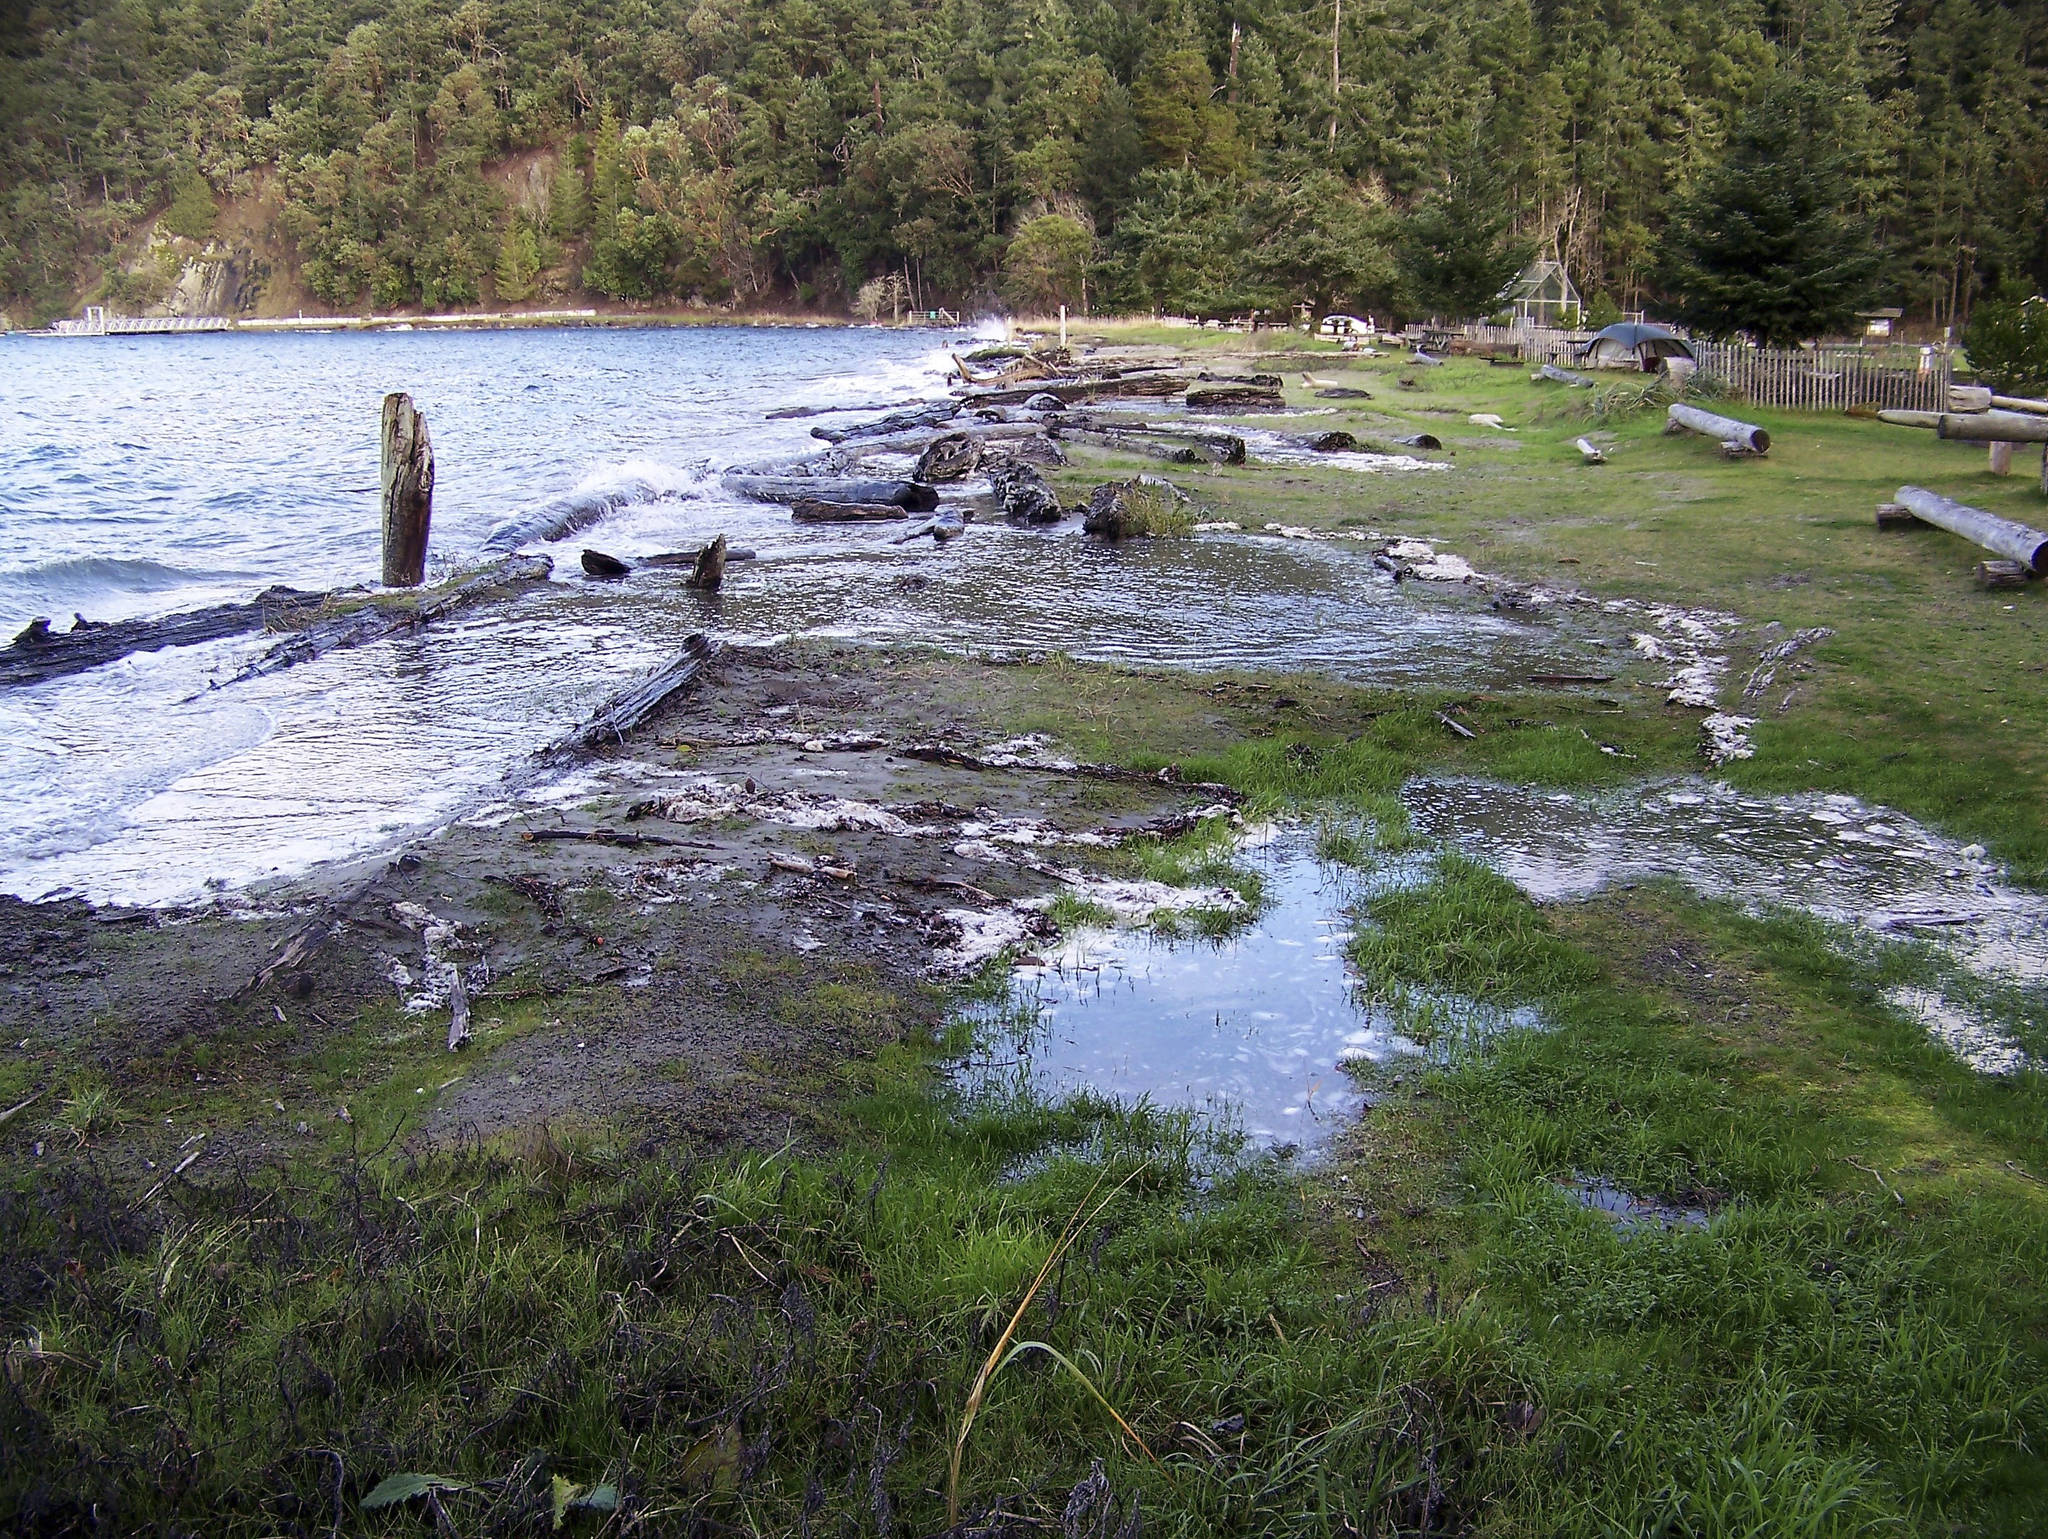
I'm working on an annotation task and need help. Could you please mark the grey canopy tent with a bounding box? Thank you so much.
[1578,322,1696,370]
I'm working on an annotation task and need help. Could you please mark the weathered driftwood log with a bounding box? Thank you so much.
[1314,387,1374,400]
[381,392,435,587]
[1409,350,1445,367]
[1540,364,1596,387]
[1988,440,2015,475]
[685,534,727,591]
[791,498,910,522]
[1874,501,1919,529]
[1186,384,1284,410]
[236,555,554,682]
[1976,559,2032,590]
[1949,385,1994,413]
[722,473,939,511]
[549,633,719,754]
[1061,416,1246,464]
[766,398,918,420]
[1024,392,1067,413]
[581,548,632,578]
[1195,371,1282,387]
[1575,437,1608,464]
[1891,485,2048,573]
[965,374,1192,407]
[891,512,967,543]
[811,401,961,444]
[987,457,1062,523]
[913,433,982,482]
[1993,393,2048,415]
[1666,402,1771,455]
[1,586,327,688]
[1059,426,1201,463]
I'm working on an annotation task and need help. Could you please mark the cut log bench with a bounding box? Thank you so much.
[1876,486,2048,587]
[1877,408,2048,491]
[1665,403,1770,457]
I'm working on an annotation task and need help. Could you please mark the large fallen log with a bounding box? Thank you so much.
[1059,416,1247,464]
[963,375,1192,407]
[1887,486,2048,573]
[1187,384,1284,410]
[2,586,327,688]
[547,634,720,754]
[810,401,961,444]
[1666,403,1771,456]
[721,473,939,511]
[234,554,555,682]
[791,499,910,522]
[1539,364,1596,387]
[1057,426,1202,464]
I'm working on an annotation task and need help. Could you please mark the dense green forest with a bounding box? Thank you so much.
[1,0,2044,328]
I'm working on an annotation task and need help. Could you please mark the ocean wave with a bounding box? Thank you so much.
[0,554,250,610]
[483,457,711,549]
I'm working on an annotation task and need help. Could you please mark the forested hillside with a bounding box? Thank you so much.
[1,0,2043,327]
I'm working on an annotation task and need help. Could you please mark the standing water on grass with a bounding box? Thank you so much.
[0,328,1582,906]
[963,830,1536,1151]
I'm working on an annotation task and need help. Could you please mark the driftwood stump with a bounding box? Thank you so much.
[381,392,434,587]
[686,534,728,591]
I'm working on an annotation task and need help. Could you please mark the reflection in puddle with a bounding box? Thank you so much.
[1568,1180,1711,1234]
[1408,776,2048,988]
[962,831,1535,1150]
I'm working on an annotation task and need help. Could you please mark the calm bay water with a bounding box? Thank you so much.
[0,326,1581,906]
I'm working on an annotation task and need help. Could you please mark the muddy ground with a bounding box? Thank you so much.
[1,641,1284,1176]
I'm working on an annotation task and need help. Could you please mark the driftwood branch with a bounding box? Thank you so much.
[545,634,720,756]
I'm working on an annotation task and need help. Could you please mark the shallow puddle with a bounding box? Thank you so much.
[963,830,1532,1151]
[1568,1180,1710,1234]
[1407,776,2048,988]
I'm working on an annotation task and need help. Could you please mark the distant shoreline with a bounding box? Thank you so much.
[9,308,990,339]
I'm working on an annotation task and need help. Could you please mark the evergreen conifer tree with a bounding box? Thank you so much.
[1660,81,1882,345]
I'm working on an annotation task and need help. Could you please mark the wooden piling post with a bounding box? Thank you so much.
[380,392,434,588]
[1988,440,2014,476]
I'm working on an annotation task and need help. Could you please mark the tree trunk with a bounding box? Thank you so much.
[381,392,435,587]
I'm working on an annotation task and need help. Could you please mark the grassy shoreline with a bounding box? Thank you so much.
[6,348,2048,1534]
